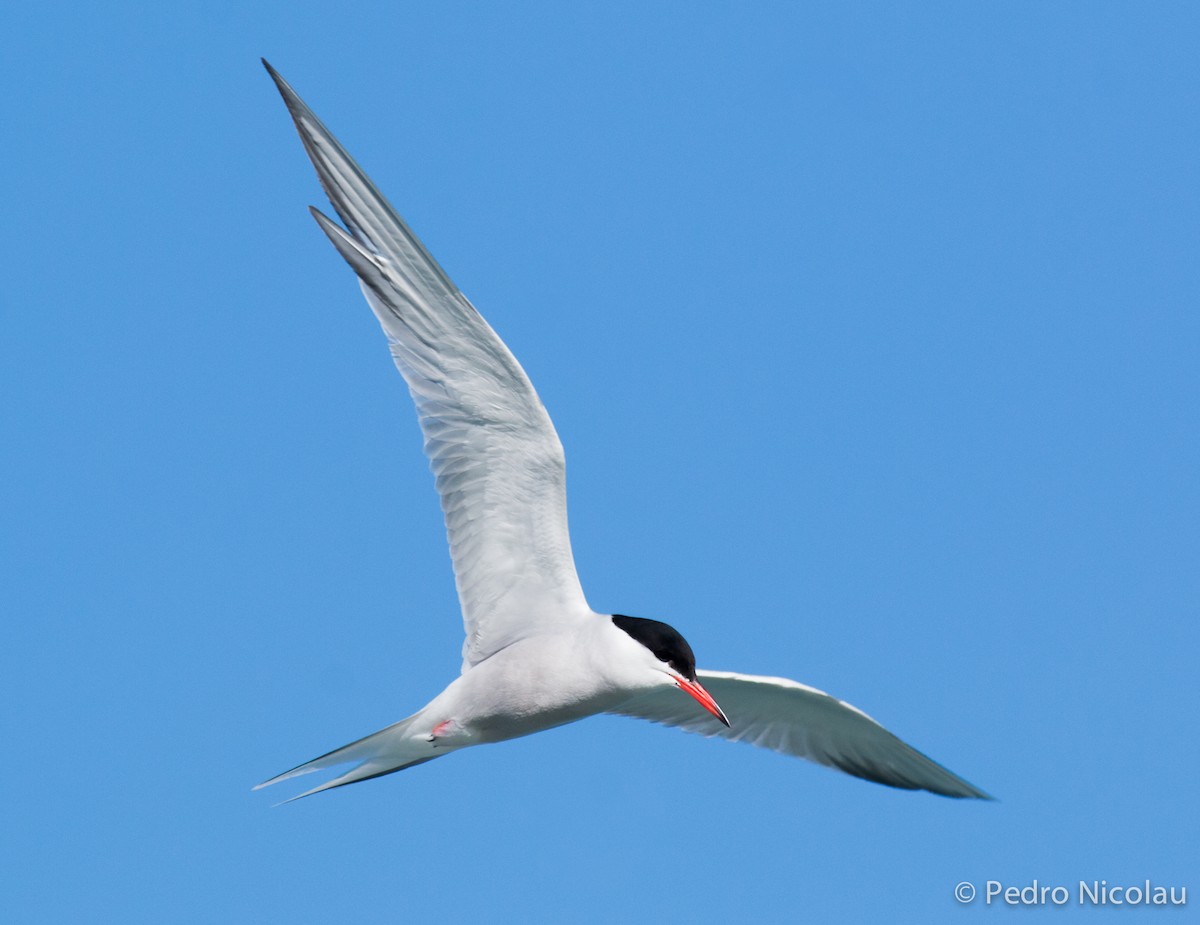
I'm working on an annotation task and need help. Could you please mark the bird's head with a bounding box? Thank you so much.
[611,614,730,726]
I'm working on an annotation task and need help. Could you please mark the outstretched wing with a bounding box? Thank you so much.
[265,62,592,669]
[612,670,991,798]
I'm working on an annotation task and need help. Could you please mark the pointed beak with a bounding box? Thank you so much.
[676,676,730,727]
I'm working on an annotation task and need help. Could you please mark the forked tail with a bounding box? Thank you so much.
[254,715,442,803]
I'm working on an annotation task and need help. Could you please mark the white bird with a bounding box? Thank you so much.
[256,61,990,803]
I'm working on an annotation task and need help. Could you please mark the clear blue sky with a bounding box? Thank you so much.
[3,3,1196,922]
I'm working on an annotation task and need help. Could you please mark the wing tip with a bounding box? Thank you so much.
[829,748,994,800]
[955,783,997,802]
[260,57,294,102]
[930,781,995,801]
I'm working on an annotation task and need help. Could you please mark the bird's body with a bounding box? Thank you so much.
[421,619,669,746]
[261,617,713,798]
[257,61,990,804]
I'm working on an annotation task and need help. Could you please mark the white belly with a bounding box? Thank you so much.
[420,633,638,745]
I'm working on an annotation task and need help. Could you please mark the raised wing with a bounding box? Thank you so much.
[612,670,991,798]
[265,62,592,669]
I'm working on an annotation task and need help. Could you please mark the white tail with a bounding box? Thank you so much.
[254,714,444,803]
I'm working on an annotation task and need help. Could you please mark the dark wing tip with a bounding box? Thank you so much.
[261,59,304,113]
[261,57,283,88]
[828,750,994,800]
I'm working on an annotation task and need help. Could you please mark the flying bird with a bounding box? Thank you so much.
[256,61,990,803]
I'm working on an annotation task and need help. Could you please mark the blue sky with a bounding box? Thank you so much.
[3,2,1197,922]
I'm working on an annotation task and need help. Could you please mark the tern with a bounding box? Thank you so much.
[256,61,990,803]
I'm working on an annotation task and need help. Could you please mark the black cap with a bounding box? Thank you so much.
[611,615,698,681]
